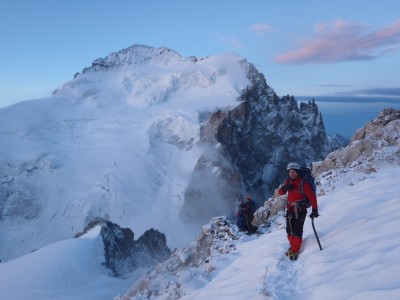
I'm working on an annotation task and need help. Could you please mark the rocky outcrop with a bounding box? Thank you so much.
[181,62,340,222]
[312,108,400,176]
[120,216,241,299]
[352,108,400,144]
[76,218,172,277]
[220,65,330,194]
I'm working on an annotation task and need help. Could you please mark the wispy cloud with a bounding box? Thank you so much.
[249,23,274,36]
[314,87,400,98]
[274,19,400,64]
[316,84,355,88]
[348,87,400,97]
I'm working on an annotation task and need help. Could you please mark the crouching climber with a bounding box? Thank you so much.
[241,196,258,234]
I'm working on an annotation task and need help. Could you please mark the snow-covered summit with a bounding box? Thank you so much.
[53,45,248,110]
[81,45,194,73]
[0,45,251,262]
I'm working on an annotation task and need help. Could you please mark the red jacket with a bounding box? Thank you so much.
[278,176,318,210]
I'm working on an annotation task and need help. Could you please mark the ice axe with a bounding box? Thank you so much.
[311,216,323,251]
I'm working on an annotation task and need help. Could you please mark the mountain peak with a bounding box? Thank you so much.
[81,45,191,74]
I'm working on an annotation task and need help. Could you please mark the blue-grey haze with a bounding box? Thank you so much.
[297,96,400,139]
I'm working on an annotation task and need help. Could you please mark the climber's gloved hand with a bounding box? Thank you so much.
[309,209,319,218]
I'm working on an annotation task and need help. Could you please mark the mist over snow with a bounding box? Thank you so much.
[0,46,253,262]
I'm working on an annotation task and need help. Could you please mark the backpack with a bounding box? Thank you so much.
[297,167,316,208]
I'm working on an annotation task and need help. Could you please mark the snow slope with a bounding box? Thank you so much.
[116,144,400,300]
[2,146,397,299]
[0,226,144,300]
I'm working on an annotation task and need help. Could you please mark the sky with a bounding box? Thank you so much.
[0,145,398,300]
[1,0,400,108]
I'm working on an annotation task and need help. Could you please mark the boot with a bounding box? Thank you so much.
[287,235,302,260]
[287,250,298,260]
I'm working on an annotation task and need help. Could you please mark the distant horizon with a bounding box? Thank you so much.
[296,95,400,139]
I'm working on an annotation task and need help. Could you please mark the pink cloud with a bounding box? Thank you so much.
[274,19,400,64]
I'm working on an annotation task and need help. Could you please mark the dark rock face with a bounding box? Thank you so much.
[133,228,172,269]
[100,220,136,277]
[76,218,172,277]
[223,64,329,180]
[182,62,340,222]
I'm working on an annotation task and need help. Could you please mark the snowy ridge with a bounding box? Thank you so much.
[116,133,400,300]
[115,109,400,299]
[81,45,191,73]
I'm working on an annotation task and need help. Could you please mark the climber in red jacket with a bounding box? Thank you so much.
[278,162,319,260]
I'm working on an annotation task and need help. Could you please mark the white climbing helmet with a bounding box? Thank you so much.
[287,162,300,170]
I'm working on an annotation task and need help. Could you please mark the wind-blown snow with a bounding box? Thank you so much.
[0,48,250,261]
